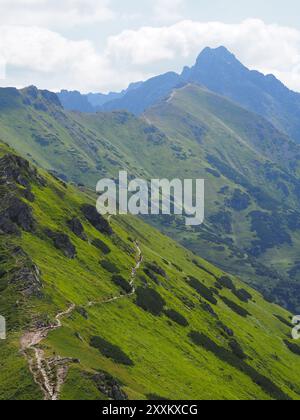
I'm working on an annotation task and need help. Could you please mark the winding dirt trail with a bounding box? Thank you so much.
[21,240,143,400]
[21,304,76,400]
[88,240,143,306]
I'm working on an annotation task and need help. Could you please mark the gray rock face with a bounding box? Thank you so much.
[0,153,46,187]
[92,372,128,400]
[46,229,76,259]
[81,204,113,235]
[0,214,20,235]
[67,217,87,241]
[5,198,36,232]
[9,263,43,297]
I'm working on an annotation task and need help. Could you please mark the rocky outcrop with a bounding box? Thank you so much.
[5,198,36,232]
[9,262,43,297]
[81,204,113,235]
[0,153,46,188]
[92,372,128,400]
[46,229,76,259]
[0,213,20,235]
[67,217,87,241]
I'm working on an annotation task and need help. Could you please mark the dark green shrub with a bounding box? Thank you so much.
[200,302,218,318]
[229,339,247,360]
[76,306,89,319]
[164,309,189,327]
[192,259,217,279]
[284,340,300,356]
[217,321,234,337]
[112,275,132,294]
[90,336,134,366]
[145,262,167,278]
[275,315,292,328]
[217,276,235,290]
[92,239,111,255]
[147,394,169,401]
[144,268,159,284]
[100,260,120,274]
[135,287,166,316]
[232,288,253,303]
[189,332,289,400]
[188,277,217,305]
[172,263,183,273]
[220,296,250,318]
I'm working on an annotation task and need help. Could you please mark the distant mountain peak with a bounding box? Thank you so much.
[195,46,244,68]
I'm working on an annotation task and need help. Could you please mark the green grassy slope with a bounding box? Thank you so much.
[1,85,300,311]
[1,144,300,401]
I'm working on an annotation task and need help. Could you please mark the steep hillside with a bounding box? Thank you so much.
[1,143,300,401]
[1,85,300,311]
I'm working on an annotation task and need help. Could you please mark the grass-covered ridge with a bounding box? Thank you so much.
[1,144,300,400]
[1,85,300,311]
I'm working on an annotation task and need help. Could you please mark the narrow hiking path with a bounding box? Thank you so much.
[88,240,143,306]
[21,304,76,400]
[21,240,143,400]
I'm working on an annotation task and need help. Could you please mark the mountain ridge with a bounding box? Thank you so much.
[57,46,300,144]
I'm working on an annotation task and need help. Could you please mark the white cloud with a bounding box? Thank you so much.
[0,25,148,92]
[153,0,185,23]
[0,0,114,28]
[106,19,300,91]
[1,18,300,93]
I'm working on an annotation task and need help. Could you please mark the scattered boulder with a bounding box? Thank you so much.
[46,229,76,259]
[81,204,112,235]
[92,372,128,400]
[67,217,87,241]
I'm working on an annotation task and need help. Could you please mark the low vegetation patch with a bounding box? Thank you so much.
[217,276,235,290]
[112,275,132,294]
[232,288,253,303]
[188,277,217,305]
[284,340,300,356]
[135,287,166,316]
[100,260,120,274]
[90,336,134,366]
[220,296,250,318]
[189,332,289,400]
[164,309,189,327]
[145,262,167,279]
[92,239,111,255]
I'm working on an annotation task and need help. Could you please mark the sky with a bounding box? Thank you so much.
[0,0,300,93]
